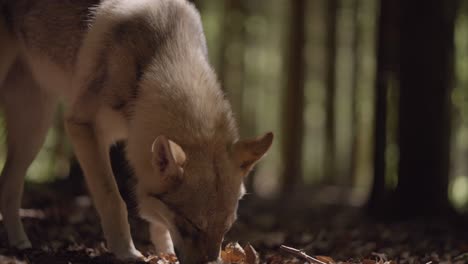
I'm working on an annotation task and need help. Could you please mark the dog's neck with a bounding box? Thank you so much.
[137,49,238,146]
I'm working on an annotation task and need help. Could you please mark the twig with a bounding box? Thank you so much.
[280,245,328,264]
[454,252,468,260]
[371,252,388,262]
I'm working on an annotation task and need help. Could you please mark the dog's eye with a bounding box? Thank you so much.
[175,217,202,241]
[172,209,203,234]
[176,220,196,239]
[150,193,204,234]
[183,216,203,233]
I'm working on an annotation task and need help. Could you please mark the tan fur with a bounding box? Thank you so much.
[0,0,273,263]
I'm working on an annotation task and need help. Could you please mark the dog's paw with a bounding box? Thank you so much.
[114,247,144,261]
[11,239,32,250]
[108,239,144,261]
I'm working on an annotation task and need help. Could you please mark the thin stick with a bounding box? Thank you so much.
[280,245,328,264]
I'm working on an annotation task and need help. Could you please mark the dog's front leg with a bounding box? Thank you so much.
[65,116,142,260]
[150,221,175,254]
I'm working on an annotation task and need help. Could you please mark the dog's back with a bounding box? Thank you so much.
[3,0,100,70]
[1,0,208,101]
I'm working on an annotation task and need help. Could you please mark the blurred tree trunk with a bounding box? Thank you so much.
[323,0,338,183]
[349,0,361,184]
[221,0,246,122]
[395,0,457,217]
[219,0,260,191]
[367,0,399,214]
[280,0,306,196]
[217,1,228,86]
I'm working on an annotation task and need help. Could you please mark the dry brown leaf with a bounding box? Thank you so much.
[315,255,335,264]
[143,253,178,264]
[362,259,377,264]
[221,242,246,263]
[244,243,259,264]
[159,253,178,262]
[143,255,159,262]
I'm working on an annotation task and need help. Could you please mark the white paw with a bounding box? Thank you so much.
[11,239,32,250]
[114,247,144,261]
[153,243,175,255]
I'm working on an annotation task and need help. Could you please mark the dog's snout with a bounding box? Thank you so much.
[192,256,220,264]
[193,243,220,263]
[205,242,221,262]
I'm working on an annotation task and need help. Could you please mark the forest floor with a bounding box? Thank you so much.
[1,182,468,264]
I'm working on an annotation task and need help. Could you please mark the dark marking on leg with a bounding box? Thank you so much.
[135,62,144,83]
[213,156,221,192]
[111,98,127,111]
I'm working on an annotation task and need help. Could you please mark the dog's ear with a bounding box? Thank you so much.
[151,135,186,186]
[230,132,273,174]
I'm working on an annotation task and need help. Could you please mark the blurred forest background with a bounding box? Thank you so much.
[3,0,468,219]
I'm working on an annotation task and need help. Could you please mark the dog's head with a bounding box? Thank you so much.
[137,132,273,263]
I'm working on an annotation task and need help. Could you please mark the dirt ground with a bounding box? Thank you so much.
[1,182,468,264]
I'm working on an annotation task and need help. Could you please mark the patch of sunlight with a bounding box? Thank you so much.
[0,109,64,183]
[25,128,57,183]
[450,175,468,212]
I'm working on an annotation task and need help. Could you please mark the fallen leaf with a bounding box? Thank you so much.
[159,253,178,262]
[244,243,259,264]
[143,255,158,262]
[221,242,246,263]
[316,255,335,264]
[362,259,377,264]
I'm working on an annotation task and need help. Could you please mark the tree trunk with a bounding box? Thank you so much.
[280,0,306,196]
[396,0,457,216]
[216,0,228,86]
[349,0,361,185]
[367,0,399,214]
[323,0,338,183]
[221,0,246,124]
